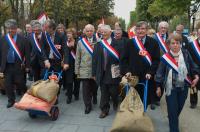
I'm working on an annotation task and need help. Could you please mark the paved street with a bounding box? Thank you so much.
[0,85,199,132]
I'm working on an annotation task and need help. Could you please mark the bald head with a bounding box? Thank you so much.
[176,24,184,35]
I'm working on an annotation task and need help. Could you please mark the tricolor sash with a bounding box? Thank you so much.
[155,33,169,53]
[45,32,61,60]
[66,42,76,60]
[191,39,200,62]
[5,33,22,61]
[185,76,192,85]
[32,33,41,53]
[80,38,93,56]
[132,36,152,65]
[100,39,120,61]
[161,53,178,73]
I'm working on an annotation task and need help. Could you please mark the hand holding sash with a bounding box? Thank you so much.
[191,75,199,87]
[156,87,161,97]
[145,73,151,80]
[63,64,69,71]
[44,60,51,69]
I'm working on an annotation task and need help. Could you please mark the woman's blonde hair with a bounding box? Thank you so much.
[167,33,182,45]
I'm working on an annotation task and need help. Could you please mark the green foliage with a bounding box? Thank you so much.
[0,1,12,28]
[169,14,189,32]
[129,11,137,27]
[118,17,126,30]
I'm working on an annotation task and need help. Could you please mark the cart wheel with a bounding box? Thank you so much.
[28,112,37,119]
[50,106,59,121]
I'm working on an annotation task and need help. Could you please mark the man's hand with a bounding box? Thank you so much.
[63,64,69,71]
[145,74,151,80]
[0,73,4,78]
[92,76,96,80]
[156,87,161,97]
[191,75,199,87]
[125,72,132,78]
[44,60,51,69]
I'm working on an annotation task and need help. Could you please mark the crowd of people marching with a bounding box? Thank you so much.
[0,19,200,132]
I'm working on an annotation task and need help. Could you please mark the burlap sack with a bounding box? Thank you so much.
[110,80,154,132]
[27,80,59,103]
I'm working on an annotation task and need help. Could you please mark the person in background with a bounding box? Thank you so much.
[155,33,199,132]
[147,28,155,38]
[125,21,160,110]
[187,27,200,109]
[64,28,80,104]
[75,24,98,114]
[92,25,126,118]
[0,19,30,108]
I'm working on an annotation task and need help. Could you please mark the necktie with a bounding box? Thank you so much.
[104,48,107,70]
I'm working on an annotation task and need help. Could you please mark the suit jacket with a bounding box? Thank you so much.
[92,38,127,85]
[187,38,200,66]
[126,35,160,80]
[0,34,30,72]
[40,31,69,65]
[28,33,47,68]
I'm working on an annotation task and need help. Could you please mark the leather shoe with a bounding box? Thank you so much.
[155,101,160,106]
[7,101,15,108]
[66,98,71,104]
[93,97,97,104]
[190,104,197,109]
[99,112,108,118]
[85,106,92,114]
[150,104,156,110]
[113,104,118,111]
[0,89,6,95]
[74,96,79,101]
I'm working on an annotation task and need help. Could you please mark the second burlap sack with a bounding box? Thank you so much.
[110,76,154,132]
[27,80,59,103]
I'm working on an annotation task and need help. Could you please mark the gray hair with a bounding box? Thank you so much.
[158,21,169,29]
[101,24,111,31]
[5,19,17,28]
[85,24,95,31]
[45,19,56,30]
[136,21,148,28]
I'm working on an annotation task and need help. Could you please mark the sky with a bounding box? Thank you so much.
[114,0,136,24]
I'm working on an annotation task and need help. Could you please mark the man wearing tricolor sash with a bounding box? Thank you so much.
[40,19,69,104]
[187,28,200,109]
[29,21,47,81]
[92,25,127,118]
[154,21,169,54]
[0,19,30,108]
[155,34,199,132]
[75,24,98,114]
[125,21,160,109]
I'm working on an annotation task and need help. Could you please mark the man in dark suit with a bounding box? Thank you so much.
[0,19,30,108]
[187,27,200,109]
[29,21,48,81]
[125,21,160,108]
[92,25,127,118]
[40,20,69,104]
[176,24,189,50]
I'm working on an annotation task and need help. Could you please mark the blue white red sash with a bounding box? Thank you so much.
[32,33,41,53]
[100,39,120,61]
[155,33,169,53]
[161,53,178,73]
[45,32,61,60]
[80,38,93,56]
[5,33,22,61]
[132,36,152,65]
[191,39,200,62]
[185,76,192,85]
[67,42,76,60]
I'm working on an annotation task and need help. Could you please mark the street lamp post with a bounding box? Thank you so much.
[192,16,196,31]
